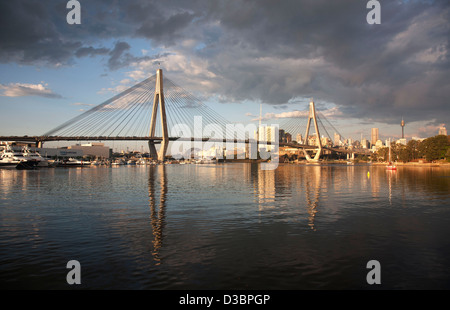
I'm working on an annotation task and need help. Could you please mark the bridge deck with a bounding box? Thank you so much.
[0,135,368,155]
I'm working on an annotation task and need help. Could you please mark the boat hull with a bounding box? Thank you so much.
[16,160,39,170]
[0,162,20,168]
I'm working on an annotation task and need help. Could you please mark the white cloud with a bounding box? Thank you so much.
[97,84,130,95]
[0,82,61,98]
[416,121,447,138]
[252,106,342,121]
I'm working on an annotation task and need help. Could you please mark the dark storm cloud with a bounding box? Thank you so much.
[0,0,82,65]
[195,0,449,125]
[0,0,449,125]
[75,46,109,58]
[136,11,197,45]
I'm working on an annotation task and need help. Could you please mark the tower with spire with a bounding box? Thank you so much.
[401,117,405,139]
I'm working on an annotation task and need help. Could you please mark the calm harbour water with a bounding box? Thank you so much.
[0,163,449,290]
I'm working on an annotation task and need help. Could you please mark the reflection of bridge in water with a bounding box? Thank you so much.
[250,163,323,230]
[146,163,403,263]
[146,163,325,263]
[148,165,167,265]
[0,69,367,162]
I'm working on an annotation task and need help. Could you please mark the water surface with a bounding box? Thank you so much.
[1,163,449,289]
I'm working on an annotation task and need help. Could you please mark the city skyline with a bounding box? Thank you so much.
[1,1,449,142]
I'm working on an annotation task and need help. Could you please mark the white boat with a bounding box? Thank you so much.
[54,158,90,167]
[386,139,397,171]
[136,159,146,165]
[22,146,49,167]
[0,144,39,169]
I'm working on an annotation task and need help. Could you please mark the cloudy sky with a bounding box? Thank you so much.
[0,0,449,145]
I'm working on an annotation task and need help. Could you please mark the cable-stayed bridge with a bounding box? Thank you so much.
[0,69,365,162]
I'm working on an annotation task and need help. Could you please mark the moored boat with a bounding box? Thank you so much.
[0,144,39,169]
[53,158,90,167]
[386,138,397,170]
[22,146,49,167]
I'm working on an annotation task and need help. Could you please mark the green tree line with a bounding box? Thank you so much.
[374,135,450,163]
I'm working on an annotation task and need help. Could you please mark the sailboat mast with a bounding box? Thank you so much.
[389,138,391,162]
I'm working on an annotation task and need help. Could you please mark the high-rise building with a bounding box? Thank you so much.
[439,126,447,136]
[296,134,303,144]
[361,138,369,149]
[279,129,286,143]
[257,125,277,151]
[346,138,353,146]
[371,128,379,146]
[334,132,341,146]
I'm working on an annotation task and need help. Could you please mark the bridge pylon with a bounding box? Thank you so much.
[303,99,322,162]
[149,69,169,161]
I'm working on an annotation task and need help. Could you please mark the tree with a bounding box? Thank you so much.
[376,147,389,162]
[418,135,450,162]
[397,144,409,163]
[406,139,420,161]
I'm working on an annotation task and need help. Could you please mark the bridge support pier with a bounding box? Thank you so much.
[148,141,158,160]
[149,69,169,161]
[303,99,322,162]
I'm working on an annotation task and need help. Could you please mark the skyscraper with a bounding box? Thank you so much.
[334,132,341,146]
[371,128,379,146]
[257,125,277,151]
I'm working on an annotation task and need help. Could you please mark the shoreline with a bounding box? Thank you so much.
[371,162,450,167]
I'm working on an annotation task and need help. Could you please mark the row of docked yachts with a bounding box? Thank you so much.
[1,142,219,169]
[0,144,48,169]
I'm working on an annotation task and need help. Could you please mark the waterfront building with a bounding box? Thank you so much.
[68,142,111,159]
[396,138,407,145]
[375,139,383,148]
[278,130,292,143]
